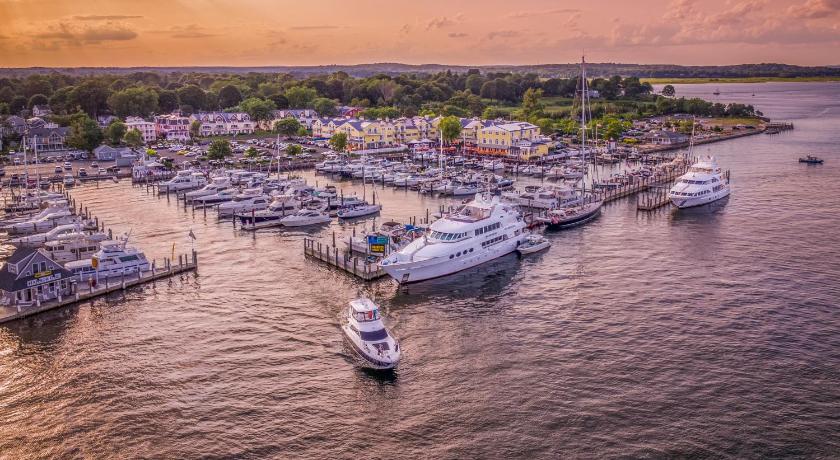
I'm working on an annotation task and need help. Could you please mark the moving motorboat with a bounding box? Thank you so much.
[341,298,401,370]
[799,155,824,164]
[380,193,527,283]
[516,234,551,254]
[668,155,731,209]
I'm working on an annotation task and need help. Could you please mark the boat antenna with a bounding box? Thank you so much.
[122,228,133,250]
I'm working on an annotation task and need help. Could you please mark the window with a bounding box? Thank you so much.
[360,329,388,341]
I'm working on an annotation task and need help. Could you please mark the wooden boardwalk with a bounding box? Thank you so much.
[303,238,387,281]
[0,252,198,325]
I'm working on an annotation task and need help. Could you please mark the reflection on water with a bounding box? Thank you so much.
[1,82,840,458]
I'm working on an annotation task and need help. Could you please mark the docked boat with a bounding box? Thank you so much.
[380,193,526,283]
[43,235,106,263]
[799,155,824,164]
[5,210,81,235]
[10,222,103,247]
[341,298,401,370]
[65,240,150,281]
[191,188,237,207]
[236,195,301,229]
[337,204,382,219]
[183,177,232,202]
[278,209,332,227]
[217,190,271,218]
[668,155,731,209]
[503,184,581,209]
[540,199,603,230]
[158,171,207,193]
[516,234,551,254]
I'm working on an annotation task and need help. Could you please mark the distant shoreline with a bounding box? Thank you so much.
[642,76,840,84]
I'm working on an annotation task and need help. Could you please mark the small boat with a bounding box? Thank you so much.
[111,176,119,183]
[540,200,603,230]
[799,155,824,164]
[341,298,401,370]
[517,234,551,254]
[278,209,332,227]
[337,204,382,219]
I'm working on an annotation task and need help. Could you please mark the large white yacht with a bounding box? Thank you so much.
[158,171,207,193]
[183,177,232,202]
[217,189,271,218]
[65,240,150,280]
[380,194,527,283]
[668,156,731,209]
[341,298,401,370]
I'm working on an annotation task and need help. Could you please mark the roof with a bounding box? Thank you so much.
[28,126,70,137]
[7,247,38,265]
[349,298,378,313]
[0,248,73,292]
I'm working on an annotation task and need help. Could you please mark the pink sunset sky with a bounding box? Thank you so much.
[0,0,838,67]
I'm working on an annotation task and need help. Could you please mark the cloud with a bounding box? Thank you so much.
[73,15,143,21]
[788,0,840,18]
[169,25,216,39]
[486,30,520,40]
[425,13,464,30]
[289,25,340,31]
[507,8,580,19]
[33,22,137,44]
[448,32,468,38]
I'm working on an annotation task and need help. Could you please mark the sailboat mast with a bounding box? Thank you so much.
[580,55,588,157]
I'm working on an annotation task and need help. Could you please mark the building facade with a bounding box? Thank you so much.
[154,115,191,141]
[125,116,157,144]
[190,112,255,136]
[26,127,70,152]
[0,247,74,306]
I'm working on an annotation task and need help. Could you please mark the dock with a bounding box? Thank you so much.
[0,251,198,324]
[303,238,386,281]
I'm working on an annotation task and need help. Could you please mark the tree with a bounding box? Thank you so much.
[521,87,544,117]
[239,97,276,125]
[67,114,104,152]
[157,90,179,113]
[482,107,506,120]
[218,85,243,109]
[439,115,462,144]
[123,128,144,147]
[285,86,317,108]
[190,120,202,138]
[329,132,348,152]
[273,117,301,137]
[207,139,232,160]
[0,87,14,104]
[177,85,207,111]
[105,120,127,145]
[286,144,302,156]
[535,118,555,135]
[268,93,289,109]
[244,146,260,158]
[107,87,159,118]
[10,95,27,114]
[70,79,110,117]
[661,84,676,97]
[28,94,49,109]
[312,97,337,117]
[296,126,309,137]
[0,102,9,116]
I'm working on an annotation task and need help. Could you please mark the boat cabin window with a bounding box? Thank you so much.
[119,255,139,262]
[360,329,388,341]
[352,307,379,321]
[430,231,466,241]
[475,222,501,236]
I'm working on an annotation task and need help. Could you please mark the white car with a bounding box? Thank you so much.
[63,162,72,170]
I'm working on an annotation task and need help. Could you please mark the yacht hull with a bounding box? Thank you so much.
[670,188,731,209]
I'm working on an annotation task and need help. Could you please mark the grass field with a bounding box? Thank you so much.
[641,76,840,84]
[701,117,763,127]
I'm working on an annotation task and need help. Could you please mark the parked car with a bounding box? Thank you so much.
[98,168,107,175]
[63,162,72,170]
[54,166,62,174]
[78,168,88,177]
[91,162,99,169]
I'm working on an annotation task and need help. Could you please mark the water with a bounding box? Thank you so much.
[2,83,839,459]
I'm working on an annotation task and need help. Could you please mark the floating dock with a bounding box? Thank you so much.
[303,238,386,281]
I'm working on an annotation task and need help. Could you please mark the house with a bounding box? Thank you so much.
[31,105,52,117]
[0,247,75,306]
[337,106,363,118]
[125,116,157,144]
[154,114,191,141]
[269,109,319,130]
[510,139,550,160]
[190,112,255,136]
[97,115,119,128]
[93,145,138,166]
[3,115,28,136]
[477,122,541,155]
[25,126,70,152]
[646,130,689,145]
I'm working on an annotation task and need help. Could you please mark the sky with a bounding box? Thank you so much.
[0,0,838,67]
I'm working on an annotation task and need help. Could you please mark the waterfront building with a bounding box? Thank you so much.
[93,145,138,166]
[477,122,543,156]
[646,130,689,145]
[125,116,157,144]
[268,109,319,130]
[0,247,74,306]
[154,114,191,141]
[190,112,255,136]
[25,127,70,152]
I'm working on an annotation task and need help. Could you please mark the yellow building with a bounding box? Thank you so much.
[335,120,397,150]
[477,122,542,156]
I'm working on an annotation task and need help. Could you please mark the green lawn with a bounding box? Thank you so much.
[641,76,840,84]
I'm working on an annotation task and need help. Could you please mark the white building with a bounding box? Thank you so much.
[190,112,254,136]
[125,117,157,144]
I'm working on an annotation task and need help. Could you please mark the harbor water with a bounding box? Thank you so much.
[1,82,839,458]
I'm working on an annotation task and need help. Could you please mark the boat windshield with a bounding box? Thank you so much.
[451,205,491,222]
[360,329,388,341]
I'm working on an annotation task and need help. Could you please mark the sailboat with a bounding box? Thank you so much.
[543,55,602,231]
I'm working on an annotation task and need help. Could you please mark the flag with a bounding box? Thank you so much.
[188,229,196,241]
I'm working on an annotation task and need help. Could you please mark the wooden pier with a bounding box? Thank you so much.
[0,251,198,325]
[303,238,386,281]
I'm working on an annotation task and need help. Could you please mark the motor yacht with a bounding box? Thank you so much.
[5,210,83,235]
[337,204,382,219]
[668,156,731,209]
[217,189,271,218]
[192,188,237,207]
[158,171,207,193]
[516,234,551,254]
[540,199,603,230]
[341,298,401,370]
[65,240,150,281]
[236,195,301,229]
[503,185,581,209]
[380,194,526,283]
[43,235,106,263]
[278,209,332,227]
[10,222,103,247]
[183,177,232,202]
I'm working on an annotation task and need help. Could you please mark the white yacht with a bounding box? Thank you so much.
[6,210,81,235]
[65,240,150,280]
[158,171,207,193]
[43,236,105,263]
[668,156,731,208]
[11,223,105,247]
[278,209,332,227]
[380,194,527,283]
[341,298,401,370]
[236,195,301,229]
[503,185,580,209]
[337,204,382,219]
[217,189,271,217]
[183,177,232,202]
[192,188,237,207]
